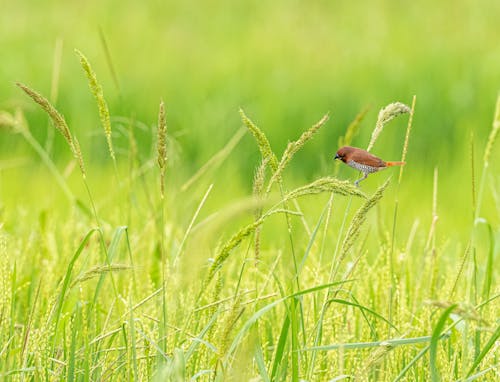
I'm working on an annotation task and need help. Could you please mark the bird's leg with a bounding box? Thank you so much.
[354,173,368,187]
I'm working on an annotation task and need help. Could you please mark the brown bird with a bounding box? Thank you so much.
[334,146,405,186]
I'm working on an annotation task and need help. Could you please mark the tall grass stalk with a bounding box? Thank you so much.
[475,94,500,220]
[75,49,117,168]
[389,95,416,321]
[156,100,167,200]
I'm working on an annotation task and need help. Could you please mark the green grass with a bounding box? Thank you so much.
[1,1,500,380]
[1,71,499,380]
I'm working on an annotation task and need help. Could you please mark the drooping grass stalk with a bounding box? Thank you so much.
[367,101,411,152]
[16,82,74,149]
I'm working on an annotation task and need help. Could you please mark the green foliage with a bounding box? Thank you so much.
[1,2,500,378]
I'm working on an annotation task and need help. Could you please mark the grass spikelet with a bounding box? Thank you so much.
[253,158,269,263]
[157,100,167,199]
[367,102,411,152]
[72,136,86,178]
[16,82,73,148]
[207,219,265,285]
[339,179,390,261]
[284,177,367,201]
[338,106,369,148]
[70,264,132,288]
[267,113,329,191]
[239,108,278,172]
[75,49,115,161]
[217,297,244,357]
[483,94,500,167]
[206,208,300,285]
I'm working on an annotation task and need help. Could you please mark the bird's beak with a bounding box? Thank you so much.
[334,153,340,160]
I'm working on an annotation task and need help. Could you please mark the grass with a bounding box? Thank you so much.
[0,61,498,380]
[1,2,500,378]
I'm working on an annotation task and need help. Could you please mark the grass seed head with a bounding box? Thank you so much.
[157,100,167,198]
[72,136,86,178]
[75,49,115,161]
[239,108,278,172]
[367,102,411,152]
[483,94,500,167]
[16,82,73,148]
[284,177,367,201]
[268,113,329,191]
[340,179,390,262]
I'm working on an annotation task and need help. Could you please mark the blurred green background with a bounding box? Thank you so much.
[1,0,499,196]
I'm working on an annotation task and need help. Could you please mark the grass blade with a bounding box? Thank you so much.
[49,229,99,350]
[430,304,456,382]
[466,324,500,377]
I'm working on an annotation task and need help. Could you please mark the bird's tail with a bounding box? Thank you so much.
[385,161,405,167]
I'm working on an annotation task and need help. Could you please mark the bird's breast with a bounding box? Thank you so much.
[347,160,381,173]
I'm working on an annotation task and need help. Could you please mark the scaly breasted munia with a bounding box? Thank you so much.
[334,146,405,186]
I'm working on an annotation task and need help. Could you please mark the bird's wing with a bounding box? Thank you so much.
[350,151,385,167]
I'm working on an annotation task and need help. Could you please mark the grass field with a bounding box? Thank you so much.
[1,1,500,381]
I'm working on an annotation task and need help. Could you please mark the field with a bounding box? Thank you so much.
[1,1,499,381]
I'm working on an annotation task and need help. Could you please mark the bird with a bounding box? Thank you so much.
[334,146,405,186]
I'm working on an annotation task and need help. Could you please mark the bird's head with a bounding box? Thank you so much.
[334,146,353,163]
